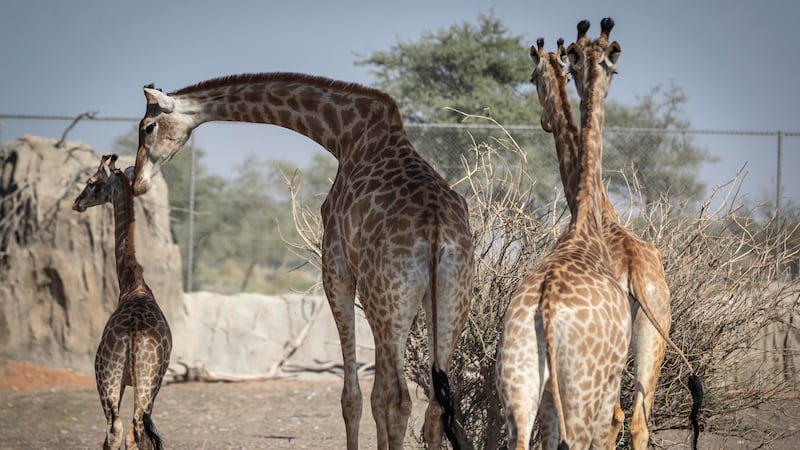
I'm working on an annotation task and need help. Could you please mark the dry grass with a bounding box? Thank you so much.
[287,118,800,449]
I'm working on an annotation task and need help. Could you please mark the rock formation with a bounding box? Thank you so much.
[0,136,184,371]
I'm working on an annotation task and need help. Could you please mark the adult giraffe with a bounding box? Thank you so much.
[565,19,702,449]
[496,19,630,450]
[73,155,172,450]
[131,73,472,450]
[529,21,702,449]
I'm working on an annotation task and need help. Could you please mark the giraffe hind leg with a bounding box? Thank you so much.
[322,252,361,450]
[96,345,126,449]
[629,296,669,450]
[129,337,167,450]
[99,392,124,450]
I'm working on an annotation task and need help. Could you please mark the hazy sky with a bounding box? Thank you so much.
[1,0,798,204]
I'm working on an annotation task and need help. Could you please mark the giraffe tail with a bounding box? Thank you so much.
[427,215,469,450]
[629,271,703,447]
[688,373,703,450]
[540,275,569,450]
[142,413,164,450]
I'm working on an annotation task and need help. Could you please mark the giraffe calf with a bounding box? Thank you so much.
[74,155,172,450]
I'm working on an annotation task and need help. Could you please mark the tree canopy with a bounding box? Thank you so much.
[357,12,714,206]
[357,11,539,125]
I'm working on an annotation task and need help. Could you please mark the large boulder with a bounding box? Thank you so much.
[0,136,185,372]
[178,292,374,376]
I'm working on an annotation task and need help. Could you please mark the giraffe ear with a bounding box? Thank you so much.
[606,41,622,65]
[144,87,175,113]
[529,45,541,66]
[566,43,583,67]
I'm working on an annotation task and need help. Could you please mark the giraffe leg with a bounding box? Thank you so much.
[370,335,413,450]
[98,383,124,450]
[421,270,470,450]
[96,340,126,450]
[609,401,625,449]
[497,309,547,450]
[364,286,416,450]
[538,389,562,450]
[128,335,167,450]
[322,244,361,450]
[629,309,668,450]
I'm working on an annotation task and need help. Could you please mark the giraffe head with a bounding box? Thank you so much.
[73,154,131,212]
[132,85,192,196]
[529,37,569,132]
[567,18,621,100]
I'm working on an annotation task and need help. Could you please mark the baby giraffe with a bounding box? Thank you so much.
[73,155,172,450]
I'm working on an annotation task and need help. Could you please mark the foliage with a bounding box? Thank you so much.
[356,10,537,125]
[603,82,717,206]
[359,14,714,206]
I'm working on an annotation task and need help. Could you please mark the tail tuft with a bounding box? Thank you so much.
[558,441,570,450]
[432,367,463,450]
[143,413,164,450]
[688,373,704,450]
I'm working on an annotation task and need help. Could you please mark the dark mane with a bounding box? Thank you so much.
[170,72,400,110]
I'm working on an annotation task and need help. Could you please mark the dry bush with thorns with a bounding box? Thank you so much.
[285,118,800,449]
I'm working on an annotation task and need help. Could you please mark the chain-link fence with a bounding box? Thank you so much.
[2,114,798,292]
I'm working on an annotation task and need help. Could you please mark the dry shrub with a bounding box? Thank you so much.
[286,119,800,449]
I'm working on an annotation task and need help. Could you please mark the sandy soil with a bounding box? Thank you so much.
[0,359,433,450]
[1,359,798,449]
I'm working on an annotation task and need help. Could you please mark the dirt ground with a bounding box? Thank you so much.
[0,359,432,450]
[1,359,798,449]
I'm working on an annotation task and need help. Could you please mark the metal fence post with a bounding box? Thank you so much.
[776,130,783,220]
[186,134,197,292]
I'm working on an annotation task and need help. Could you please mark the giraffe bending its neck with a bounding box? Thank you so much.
[564,19,702,450]
[132,73,473,450]
[73,155,172,450]
[496,21,630,450]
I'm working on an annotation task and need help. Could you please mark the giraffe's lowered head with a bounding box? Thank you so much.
[567,17,621,100]
[529,37,568,133]
[133,84,193,196]
[73,154,128,212]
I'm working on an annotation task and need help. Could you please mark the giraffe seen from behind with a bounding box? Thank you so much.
[496,19,630,450]
[73,154,172,450]
[130,74,473,450]
[532,20,702,449]
[566,19,703,449]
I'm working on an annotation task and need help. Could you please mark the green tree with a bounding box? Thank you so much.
[356,11,546,186]
[357,10,538,125]
[358,13,713,206]
[603,82,716,205]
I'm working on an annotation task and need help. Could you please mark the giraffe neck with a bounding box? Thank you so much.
[572,51,607,235]
[543,53,580,214]
[110,170,145,294]
[171,73,405,161]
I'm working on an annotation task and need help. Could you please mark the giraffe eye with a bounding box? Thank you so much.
[144,123,157,135]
